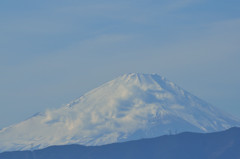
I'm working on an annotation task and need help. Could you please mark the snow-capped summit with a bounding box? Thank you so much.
[0,73,239,152]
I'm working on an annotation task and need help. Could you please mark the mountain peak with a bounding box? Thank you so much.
[106,73,173,92]
[118,73,165,83]
[0,73,239,152]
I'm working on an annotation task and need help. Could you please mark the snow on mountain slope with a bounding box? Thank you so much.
[0,73,239,152]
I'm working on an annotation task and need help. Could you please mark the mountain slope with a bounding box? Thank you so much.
[1,127,240,159]
[0,73,239,152]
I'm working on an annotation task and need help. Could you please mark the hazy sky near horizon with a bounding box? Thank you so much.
[0,0,240,128]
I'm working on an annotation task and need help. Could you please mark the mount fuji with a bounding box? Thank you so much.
[0,73,239,152]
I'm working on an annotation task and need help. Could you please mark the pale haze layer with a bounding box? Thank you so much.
[0,0,240,128]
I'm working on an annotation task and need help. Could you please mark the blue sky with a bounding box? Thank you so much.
[0,0,240,128]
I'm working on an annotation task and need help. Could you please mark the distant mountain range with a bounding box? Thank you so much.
[0,73,239,152]
[1,127,239,159]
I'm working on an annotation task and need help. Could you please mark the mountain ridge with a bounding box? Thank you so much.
[1,127,240,159]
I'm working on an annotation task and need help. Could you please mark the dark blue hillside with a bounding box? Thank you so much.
[1,127,240,159]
